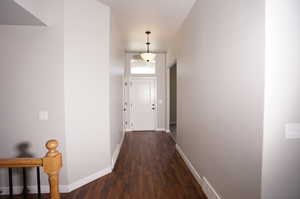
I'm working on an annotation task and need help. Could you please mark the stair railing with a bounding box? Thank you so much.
[0,140,62,199]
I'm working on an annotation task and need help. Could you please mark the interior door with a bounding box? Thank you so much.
[129,77,157,131]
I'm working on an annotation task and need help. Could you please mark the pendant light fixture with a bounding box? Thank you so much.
[140,31,156,62]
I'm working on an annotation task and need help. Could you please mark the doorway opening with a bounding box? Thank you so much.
[169,63,177,138]
[123,53,166,132]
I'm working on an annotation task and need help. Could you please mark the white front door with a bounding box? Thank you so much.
[129,77,157,131]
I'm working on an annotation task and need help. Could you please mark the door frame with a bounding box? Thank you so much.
[129,76,158,131]
[167,63,177,141]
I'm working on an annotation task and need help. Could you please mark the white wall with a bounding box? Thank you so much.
[156,53,167,130]
[109,11,125,165]
[262,1,300,199]
[166,42,177,68]
[64,0,111,184]
[174,0,265,199]
[0,0,68,189]
[0,0,123,193]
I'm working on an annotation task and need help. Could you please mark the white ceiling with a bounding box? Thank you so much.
[99,0,196,52]
[1,0,195,51]
[0,0,44,26]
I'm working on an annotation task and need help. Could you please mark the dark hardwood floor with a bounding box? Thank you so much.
[2,132,206,199]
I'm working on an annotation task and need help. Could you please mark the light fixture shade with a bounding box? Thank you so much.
[140,52,156,62]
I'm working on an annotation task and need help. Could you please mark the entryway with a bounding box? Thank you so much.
[123,53,167,132]
[129,77,157,131]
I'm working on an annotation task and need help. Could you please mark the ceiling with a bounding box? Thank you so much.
[99,0,196,52]
[0,0,195,51]
[0,0,44,26]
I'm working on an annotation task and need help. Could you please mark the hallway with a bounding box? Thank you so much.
[68,132,206,199]
[1,1,299,199]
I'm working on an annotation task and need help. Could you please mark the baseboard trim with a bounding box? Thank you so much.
[1,167,113,195]
[68,167,112,192]
[175,144,204,187]
[155,128,166,132]
[112,132,125,169]
[202,177,222,199]
[126,129,167,132]
[1,133,127,196]
[175,144,222,199]
[2,142,216,197]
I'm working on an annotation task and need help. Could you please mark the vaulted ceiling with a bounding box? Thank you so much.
[0,0,44,26]
[99,0,196,52]
[1,0,196,52]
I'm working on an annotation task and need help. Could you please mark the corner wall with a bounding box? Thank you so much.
[174,0,265,198]
[109,11,125,166]
[64,0,111,184]
[0,0,123,193]
[0,0,67,188]
[262,1,300,198]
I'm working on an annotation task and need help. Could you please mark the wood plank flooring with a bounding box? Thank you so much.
[2,132,207,199]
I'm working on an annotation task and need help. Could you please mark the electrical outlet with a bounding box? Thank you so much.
[286,123,300,139]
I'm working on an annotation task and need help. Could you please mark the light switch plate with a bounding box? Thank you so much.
[39,111,48,121]
[285,123,300,139]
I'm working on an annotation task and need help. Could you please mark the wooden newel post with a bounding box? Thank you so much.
[43,140,62,199]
